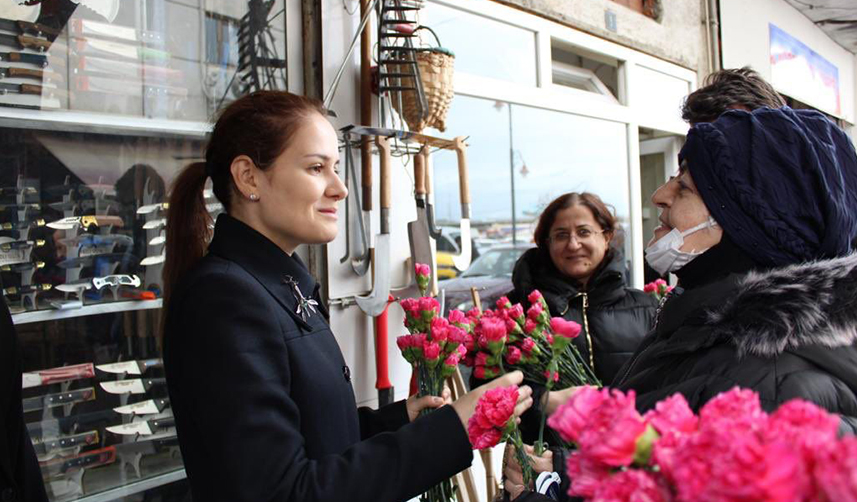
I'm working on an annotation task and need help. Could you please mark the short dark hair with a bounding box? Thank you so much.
[533,192,617,250]
[681,67,785,124]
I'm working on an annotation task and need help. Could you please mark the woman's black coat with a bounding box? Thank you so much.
[614,254,857,434]
[163,215,472,502]
[0,297,48,502]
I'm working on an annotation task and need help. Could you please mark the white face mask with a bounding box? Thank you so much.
[645,217,718,276]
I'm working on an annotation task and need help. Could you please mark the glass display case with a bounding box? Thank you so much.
[2,1,287,500]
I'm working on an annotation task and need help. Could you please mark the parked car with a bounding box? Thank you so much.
[439,243,534,315]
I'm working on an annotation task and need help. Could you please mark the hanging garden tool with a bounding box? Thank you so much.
[451,137,472,271]
[338,132,370,276]
[356,136,393,317]
[407,146,436,294]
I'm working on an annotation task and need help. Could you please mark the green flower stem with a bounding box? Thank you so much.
[509,428,534,487]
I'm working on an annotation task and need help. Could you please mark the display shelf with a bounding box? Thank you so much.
[12,299,163,325]
[0,108,210,139]
[75,469,186,502]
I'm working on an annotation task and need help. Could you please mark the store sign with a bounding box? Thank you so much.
[770,23,841,116]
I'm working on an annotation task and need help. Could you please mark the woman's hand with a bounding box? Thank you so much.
[406,386,452,422]
[503,444,554,500]
[451,370,533,429]
[545,386,581,415]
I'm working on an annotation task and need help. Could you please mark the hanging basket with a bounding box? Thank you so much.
[391,29,455,133]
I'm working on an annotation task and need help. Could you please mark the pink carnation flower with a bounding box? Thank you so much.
[527,289,543,304]
[508,304,524,320]
[550,317,581,339]
[699,387,767,433]
[766,399,840,454]
[475,352,488,368]
[496,296,512,310]
[566,451,612,499]
[423,340,441,360]
[468,424,502,450]
[527,302,544,320]
[418,296,440,315]
[548,385,606,444]
[524,318,537,334]
[521,337,536,355]
[415,262,431,278]
[590,469,671,502]
[448,309,467,325]
[812,435,857,501]
[643,282,657,293]
[643,393,698,435]
[506,346,522,365]
[480,317,507,342]
[471,385,518,430]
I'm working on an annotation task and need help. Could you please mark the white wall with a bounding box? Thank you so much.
[720,0,856,124]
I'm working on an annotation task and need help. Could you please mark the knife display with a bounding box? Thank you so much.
[120,288,157,300]
[22,362,95,389]
[106,416,175,436]
[0,261,45,273]
[140,254,164,266]
[0,239,44,252]
[0,18,61,40]
[115,434,179,477]
[99,378,165,395]
[0,82,62,98]
[69,18,163,45]
[32,430,99,459]
[96,358,162,376]
[0,51,51,67]
[148,234,165,246]
[40,446,116,476]
[0,202,40,210]
[0,33,52,52]
[0,66,62,83]
[22,387,96,413]
[71,38,170,63]
[73,74,188,97]
[3,283,51,296]
[47,215,124,230]
[0,219,44,231]
[113,397,170,415]
[54,279,93,294]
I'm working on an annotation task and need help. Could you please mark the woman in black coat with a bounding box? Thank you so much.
[161,91,532,502]
[503,193,656,443]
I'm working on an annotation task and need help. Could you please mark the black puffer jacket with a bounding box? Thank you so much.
[509,248,657,385]
[614,253,857,434]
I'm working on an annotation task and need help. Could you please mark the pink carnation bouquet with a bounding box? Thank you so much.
[467,385,534,486]
[643,278,673,302]
[547,386,857,502]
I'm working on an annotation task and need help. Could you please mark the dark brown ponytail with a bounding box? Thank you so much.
[161,91,326,320]
[163,161,210,308]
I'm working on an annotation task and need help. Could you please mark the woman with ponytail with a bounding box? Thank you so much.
[161,91,532,502]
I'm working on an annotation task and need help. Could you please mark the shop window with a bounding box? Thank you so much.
[551,40,622,105]
[423,2,538,86]
[609,0,663,22]
[1,1,286,500]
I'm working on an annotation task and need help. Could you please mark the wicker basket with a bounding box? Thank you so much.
[392,48,455,133]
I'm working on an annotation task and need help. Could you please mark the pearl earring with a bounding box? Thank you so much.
[249,194,259,201]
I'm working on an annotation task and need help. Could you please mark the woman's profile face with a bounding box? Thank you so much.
[547,204,611,287]
[650,165,722,252]
[253,112,347,252]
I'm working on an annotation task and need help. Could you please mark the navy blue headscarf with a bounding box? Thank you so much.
[680,106,857,267]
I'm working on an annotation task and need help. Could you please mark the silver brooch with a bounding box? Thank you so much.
[284,275,318,321]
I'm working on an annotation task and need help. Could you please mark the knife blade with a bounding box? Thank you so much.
[3,283,51,296]
[32,430,99,458]
[0,261,44,273]
[113,397,170,415]
[47,215,124,230]
[22,363,96,389]
[140,254,165,266]
[0,81,61,97]
[40,446,116,476]
[141,217,165,230]
[54,279,93,294]
[148,234,165,246]
[0,33,52,52]
[0,239,44,252]
[0,219,44,231]
[0,186,37,196]
[0,202,40,210]
[22,387,96,413]
[0,51,50,67]
[28,409,115,438]
[0,65,62,83]
[0,18,61,40]
[96,358,160,376]
[136,202,168,215]
[92,274,141,290]
[99,378,166,395]
[106,416,175,436]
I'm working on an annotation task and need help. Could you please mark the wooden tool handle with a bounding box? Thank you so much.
[413,146,426,197]
[376,136,392,210]
[361,138,372,211]
[454,137,471,205]
[423,148,433,196]
[18,21,60,38]
[18,35,50,52]
[470,286,483,315]
[20,83,42,95]
[7,67,43,79]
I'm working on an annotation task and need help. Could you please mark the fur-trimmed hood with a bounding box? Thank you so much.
[707,254,857,358]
